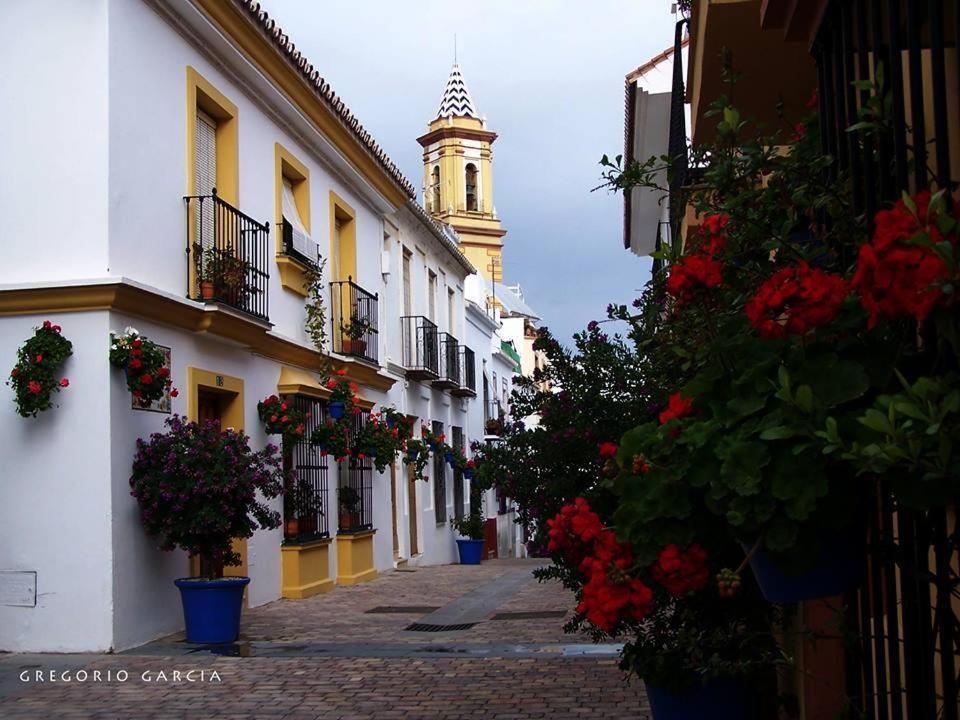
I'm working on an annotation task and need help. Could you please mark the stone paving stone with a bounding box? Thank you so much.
[0,560,651,719]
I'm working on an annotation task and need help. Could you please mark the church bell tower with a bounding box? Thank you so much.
[418,64,506,282]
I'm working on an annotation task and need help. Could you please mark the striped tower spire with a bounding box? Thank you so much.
[436,64,478,119]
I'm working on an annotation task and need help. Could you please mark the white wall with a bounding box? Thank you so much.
[0,312,113,652]
[0,1,110,285]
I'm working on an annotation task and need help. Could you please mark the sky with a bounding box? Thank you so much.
[261,0,678,342]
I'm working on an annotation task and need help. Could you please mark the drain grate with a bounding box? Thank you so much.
[365,606,440,614]
[490,610,568,621]
[404,622,476,633]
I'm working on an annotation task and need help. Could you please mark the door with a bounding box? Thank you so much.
[407,464,419,556]
[389,462,401,562]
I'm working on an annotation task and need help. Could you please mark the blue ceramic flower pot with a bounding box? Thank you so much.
[174,576,249,644]
[386,416,396,429]
[329,401,345,420]
[463,469,474,480]
[743,533,862,603]
[444,451,454,464]
[407,448,419,461]
[456,538,485,565]
[646,677,748,720]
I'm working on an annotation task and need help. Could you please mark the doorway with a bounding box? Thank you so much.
[187,368,247,589]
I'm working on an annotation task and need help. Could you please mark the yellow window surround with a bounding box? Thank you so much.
[329,191,357,283]
[274,143,313,297]
[185,66,238,204]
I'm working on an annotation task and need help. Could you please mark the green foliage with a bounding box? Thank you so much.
[7,321,72,417]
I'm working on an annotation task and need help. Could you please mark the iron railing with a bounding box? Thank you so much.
[400,315,439,380]
[284,395,330,543]
[433,420,446,524]
[184,191,270,321]
[812,3,959,718]
[338,410,373,534]
[452,346,477,398]
[434,333,461,390]
[331,277,379,365]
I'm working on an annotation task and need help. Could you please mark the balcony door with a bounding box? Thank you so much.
[194,110,217,252]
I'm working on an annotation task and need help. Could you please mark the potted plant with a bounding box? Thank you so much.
[7,320,72,418]
[324,371,358,420]
[341,315,371,355]
[129,416,284,643]
[403,439,430,482]
[311,419,351,461]
[109,327,176,408]
[338,485,361,531]
[257,394,308,440]
[450,497,486,564]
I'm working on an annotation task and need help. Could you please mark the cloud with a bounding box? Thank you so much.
[262,0,674,342]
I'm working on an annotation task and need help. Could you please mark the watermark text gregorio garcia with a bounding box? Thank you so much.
[20,669,222,683]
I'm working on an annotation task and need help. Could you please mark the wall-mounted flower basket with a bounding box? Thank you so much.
[7,320,72,418]
[109,328,175,407]
[257,394,308,440]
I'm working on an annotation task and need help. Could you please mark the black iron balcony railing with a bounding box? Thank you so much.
[331,277,378,365]
[184,190,270,321]
[451,345,476,398]
[433,333,461,391]
[401,315,439,381]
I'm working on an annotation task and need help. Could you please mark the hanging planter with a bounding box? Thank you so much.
[109,327,176,407]
[645,676,749,720]
[742,531,862,603]
[257,394,308,439]
[7,320,72,418]
[329,401,345,420]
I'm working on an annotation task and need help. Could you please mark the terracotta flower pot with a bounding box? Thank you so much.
[201,281,215,300]
[285,517,300,538]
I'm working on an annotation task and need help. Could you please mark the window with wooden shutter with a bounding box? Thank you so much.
[281,178,318,264]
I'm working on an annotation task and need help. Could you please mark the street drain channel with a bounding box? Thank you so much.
[490,611,567,621]
[365,606,441,614]
[404,622,477,632]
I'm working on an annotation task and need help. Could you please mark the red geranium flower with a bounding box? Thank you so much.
[666,253,723,305]
[598,442,619,459]
[59,378,70,388]
[650,544,710,597]
[745,261,848,338]
[27,380,42,394]
[659,392,695,425]
[140,374,154,385]
[157,367,170,378]
[129,358,143,370]
[852,191,955,328]
[170,388,179,398]
[43,321,52,329]
[326,379,338,389]
[35,354,43,363]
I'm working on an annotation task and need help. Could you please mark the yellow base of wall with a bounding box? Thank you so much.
[281,539,334,599]
[335,530,378,585]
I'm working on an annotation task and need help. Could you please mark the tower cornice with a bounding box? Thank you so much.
[416,125,498,148]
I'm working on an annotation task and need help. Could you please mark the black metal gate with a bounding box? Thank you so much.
[812,3,959,717]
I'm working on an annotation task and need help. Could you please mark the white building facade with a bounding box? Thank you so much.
[0,0,522,653]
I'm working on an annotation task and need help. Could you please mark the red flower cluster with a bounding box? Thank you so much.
[598,442,619,459]
[547,498,654,633]
[650,544,710,597]
[109,329,174,407]
[578,532,654,633]
[666,214,728,305]
[745,261,848,338]
[852,191,955,328]
[8,320,73,417]
[257,394,309,439]
[659,392,695,425]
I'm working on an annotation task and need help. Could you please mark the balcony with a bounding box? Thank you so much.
[451,345,476,398]
[185,191,270,321]
[331,277,379,365]
[433,333,461,391]
[485,400,505,435]
[401,315,439,381]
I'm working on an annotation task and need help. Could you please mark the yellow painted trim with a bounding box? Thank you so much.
[186,66,239,204]
[274,143,313,297]
[281,539,334,598]
[335,529,378,585]
[329,190,357,283]
[186,367,247,583]
[191,0,408,208]
[0,283,397,393]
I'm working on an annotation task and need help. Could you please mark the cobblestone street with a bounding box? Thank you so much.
[0,560,651,719]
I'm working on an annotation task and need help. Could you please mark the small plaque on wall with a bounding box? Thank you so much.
[133,345,172,413]
[0,571,37,607]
